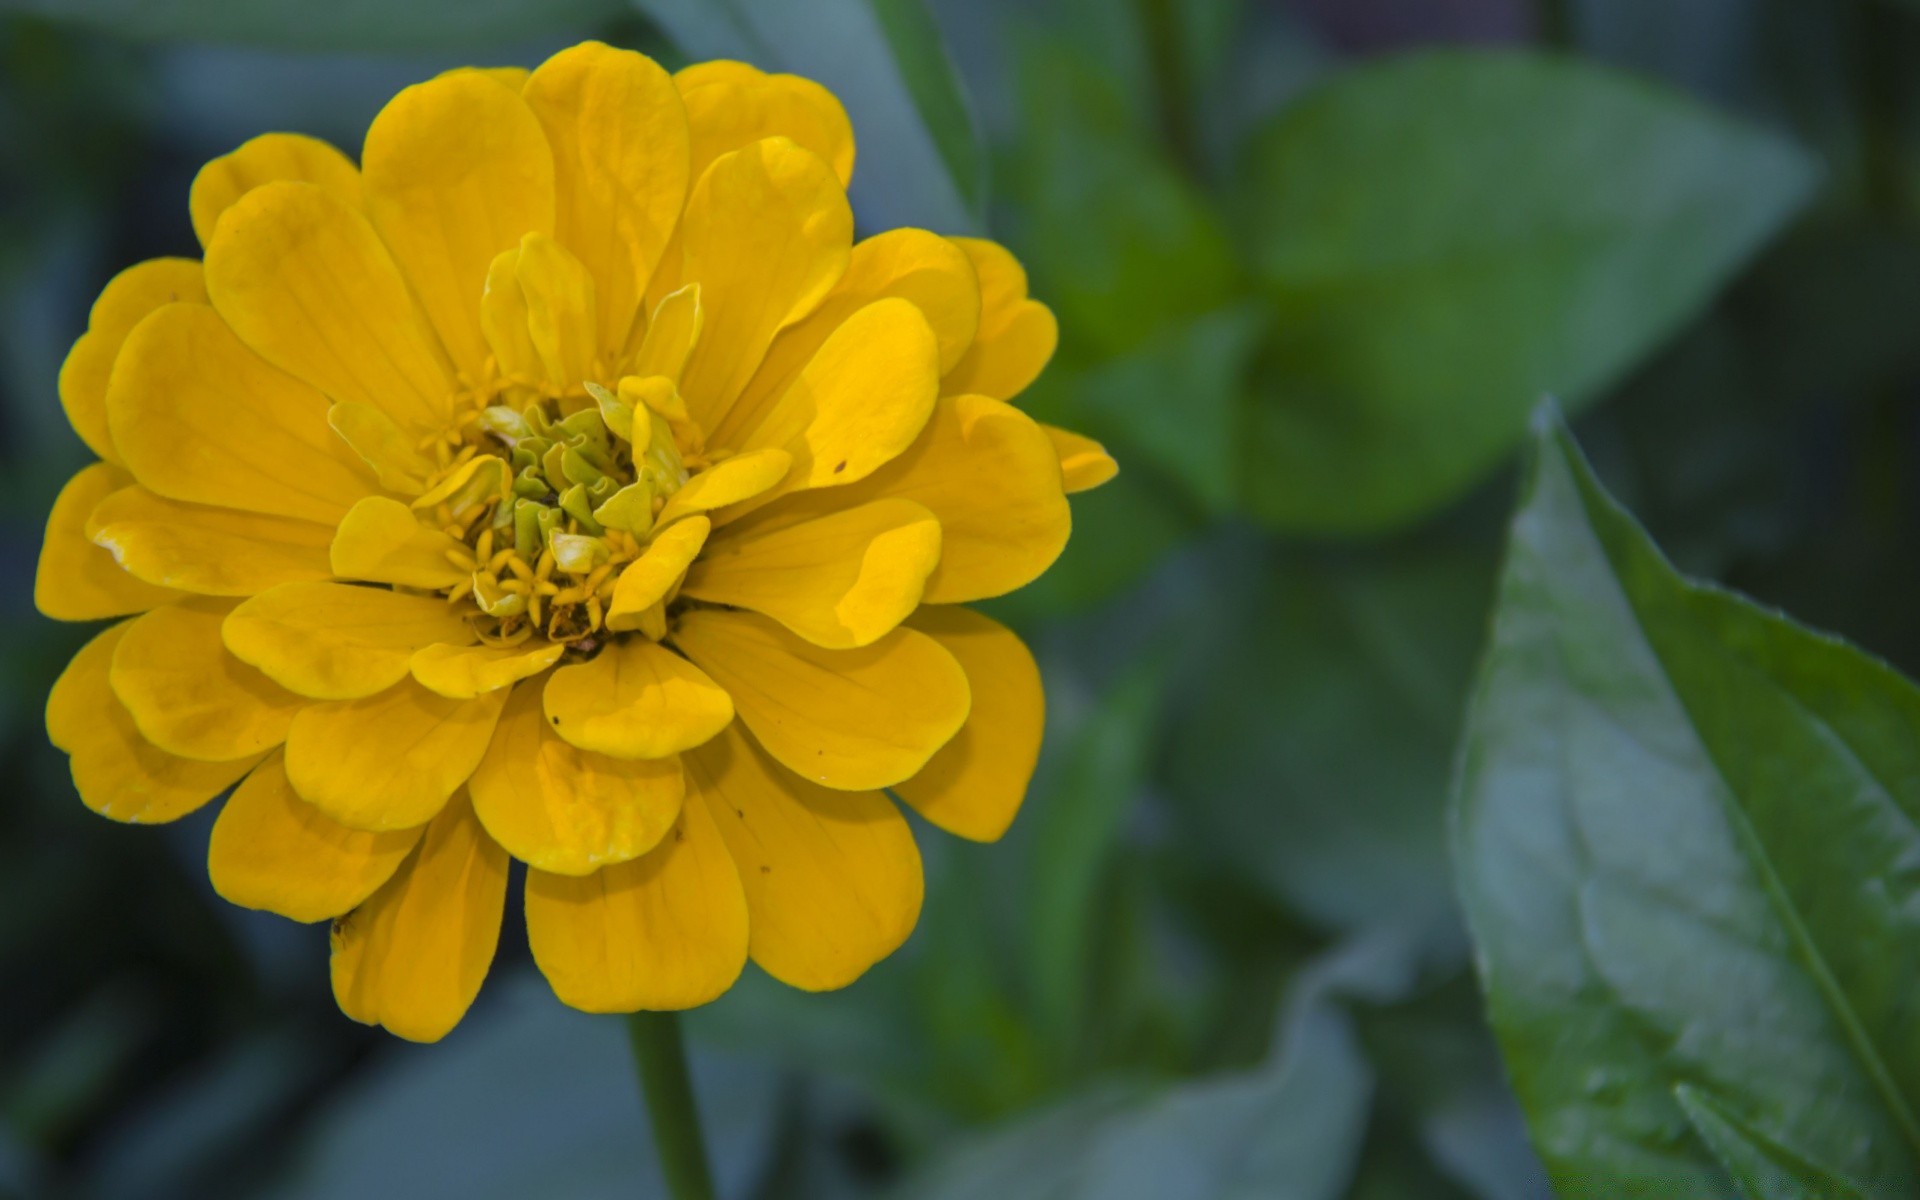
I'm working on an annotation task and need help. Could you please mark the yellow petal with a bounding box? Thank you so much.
[673,609,968,790]
[362,70,555,378]
[653,452,789,528]
[110,598,303,762]
[190,133,363,249]
[606,516,710,631]
[942,238,1058,401]
[410,640,564,699]
[524,797,746,1012]
[673,137,852,431]
[542,638,733,759]
[525,42,689,355]
[1044,423,1118,493]
[209,749,420,922]
[224,581,476,700]
[726,298,939,504]
[58,258,207,464]
[676,60,854,189]
[480,244,544,385]
[329,403,437,494]
[513,232,598,391]
[631,284,703,383]
[90,486,336,596]
[688,724,920,990]
[893,608,1043,841]
[36,464,179,621]
[471,682,685,874]
[331,791,507,1043]
[206,181,452,433]
[48,622,261,823]
[286,680,508,831]
[331,496,468,589]
[714,229,979,449]
[751,394,1069,603]
[686,499,940,648]
[107,303,373,524]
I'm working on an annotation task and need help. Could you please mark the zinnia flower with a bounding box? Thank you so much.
[37,43,1116,1042]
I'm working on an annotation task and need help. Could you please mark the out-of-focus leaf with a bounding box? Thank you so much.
[903,937,1392,1200]
[279,972,779,1200]
[0,0,625,50]
[1677,1086,1870,1200]
[1243,51,1817,533]
[1011,40,1238,358]
[1026,663,1162,1059]
[1163,536,1491,943]
[1076,303,1268,514]
[634,0,986,231]
[1453,410,1920,1195]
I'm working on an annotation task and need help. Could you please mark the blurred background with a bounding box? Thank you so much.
[2,0,1917,1195]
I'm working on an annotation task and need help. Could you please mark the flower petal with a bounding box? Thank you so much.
[676,61,854,189]
[471,681,684,874]
[542,638,733,759]
[107,303,373,524]
[36,464,179,621]
[686,498,940,648]
[224,581,476,700]
[58,258,207,464]
[330,791,507,1043]
[1043,423,1118,493]
[110,598,303,762]
[653,452,789,529]
[672,137,851,432]
[330,496,469,589]
[672,609,968,790]
[207,181,453,433]
[209,749,420,923]
[688,724,920,990]
[511,232,599,392]
[91,485,336,596]
[328,403,437,495]
[714,229,979,449]
[524,796,745,1012]
[362,70,555,378]
[48,622,261,823]
[190,133,362,249]
[941,238,1058,401]
[525,42,689,355]
[285,680,508,831]
[410,640,564,699]
[749,394,1069,603]
[893,608,1043,842]
[606,516,709,632]
[724,297,939,504]
[630,284,702,382]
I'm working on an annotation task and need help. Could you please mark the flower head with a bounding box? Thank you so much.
[37,43,1115,1042]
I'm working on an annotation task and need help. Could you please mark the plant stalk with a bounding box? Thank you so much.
[626,1011,716,1200]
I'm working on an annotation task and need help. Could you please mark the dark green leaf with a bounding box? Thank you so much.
[0,0,625,50]
[1452,409,1920,1195]
[1076,303,1268,514]
[1243,51,1817,533]
[634,0,986,231]
[1676,1086,1869,1200]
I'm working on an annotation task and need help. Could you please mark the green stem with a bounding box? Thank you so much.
[626,1011,716,1200]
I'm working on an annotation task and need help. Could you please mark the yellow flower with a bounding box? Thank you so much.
[36,44,1116,1042]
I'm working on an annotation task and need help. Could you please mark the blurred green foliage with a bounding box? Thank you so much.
[5,0,1920,1197]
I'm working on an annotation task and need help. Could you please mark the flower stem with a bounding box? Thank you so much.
[626,1011,716,1200]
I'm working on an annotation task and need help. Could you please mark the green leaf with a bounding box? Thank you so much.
[1676,1086,1870,1200]
[1243,51,1817,533]
[1075,303,1269,514]
[902,942,1380,1200]
[633,0,987,231]
[0,0,625,49]
[1452,409,1920,1196]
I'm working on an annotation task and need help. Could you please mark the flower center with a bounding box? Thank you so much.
[420,375,704,653]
